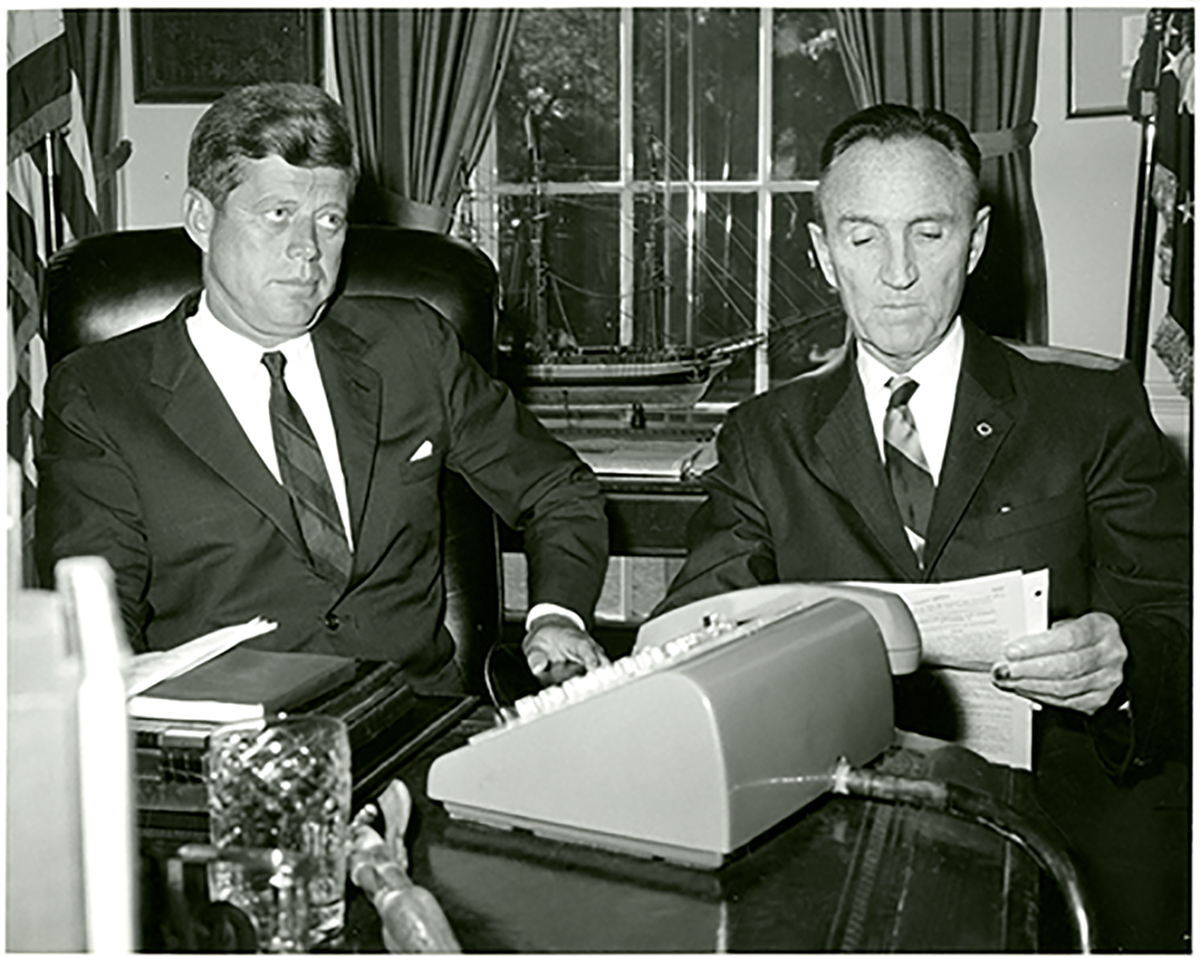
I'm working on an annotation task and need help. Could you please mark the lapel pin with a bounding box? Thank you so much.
[976,421,993,437]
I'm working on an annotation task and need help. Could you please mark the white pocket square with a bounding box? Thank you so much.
[409,439,434,462]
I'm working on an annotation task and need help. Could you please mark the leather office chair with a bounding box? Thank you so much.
[43,225,503,693]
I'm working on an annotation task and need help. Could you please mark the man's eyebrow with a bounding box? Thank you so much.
[250,194,297,209]
[836,213,877,226]
[910,212,956,224]
[835,211,956,228]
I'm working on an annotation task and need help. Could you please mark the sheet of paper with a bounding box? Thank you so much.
[847,570,1047,770]
[917,669,1036,769]
[1023,567,1049,636]
[567,436,710,480]
[847,569,1027,669]
[124,617,278,698]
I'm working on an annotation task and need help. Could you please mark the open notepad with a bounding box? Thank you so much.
[845,569,1048,770]
[125,617,280,697]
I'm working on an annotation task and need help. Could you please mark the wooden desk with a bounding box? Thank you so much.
[498,473,704,559]
[139,702,1041,952]
[499,427,713,558]
[342,708,1040,953]
[561,428,712,556]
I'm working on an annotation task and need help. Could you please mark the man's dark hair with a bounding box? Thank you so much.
[188,82,358,207]
[816,103,982,219]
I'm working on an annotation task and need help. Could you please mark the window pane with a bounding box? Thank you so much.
[632,192,670,349]
[692,192,759,404]
[768,192,846,384]
[495,9,620,184]
[771,10,858,180]
[634,9,759,183]
[497,193,621,352]
[632,10,669,183]
[692,192,758,345]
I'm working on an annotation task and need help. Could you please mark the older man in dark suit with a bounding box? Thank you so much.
[36,82,610,690]
[654,104,1190,951]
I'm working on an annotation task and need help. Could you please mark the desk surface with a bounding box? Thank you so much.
[138,701,1040,952]
[342,707,1040,953]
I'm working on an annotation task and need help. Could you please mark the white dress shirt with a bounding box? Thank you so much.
[855,316,965,485]
[186,295,354,549]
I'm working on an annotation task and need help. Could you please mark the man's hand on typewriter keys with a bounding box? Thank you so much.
[523,613,610,685]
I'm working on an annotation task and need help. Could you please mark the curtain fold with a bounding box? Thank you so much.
[62,9,125,232]
[833,9,1047,343]
[333,8,516,233]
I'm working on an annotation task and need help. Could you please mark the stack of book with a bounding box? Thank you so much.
[132,644,474,836]
[129,646,358,725]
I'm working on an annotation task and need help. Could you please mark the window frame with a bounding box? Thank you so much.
[466,7,829,402]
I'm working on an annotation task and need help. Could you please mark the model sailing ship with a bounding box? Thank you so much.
[498,114,761,412]
[504,339,761,410]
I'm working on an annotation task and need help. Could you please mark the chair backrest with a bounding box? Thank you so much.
[43,225,502,692]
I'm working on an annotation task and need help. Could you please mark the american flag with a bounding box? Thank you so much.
[1129,8,1194,400]
[7,9,101,586]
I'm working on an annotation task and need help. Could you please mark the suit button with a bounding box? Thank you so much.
[324,612,340,631]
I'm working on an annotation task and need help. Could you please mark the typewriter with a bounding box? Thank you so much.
[428,583,921,868]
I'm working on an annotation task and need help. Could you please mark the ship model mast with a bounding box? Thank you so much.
[506,109,759,412]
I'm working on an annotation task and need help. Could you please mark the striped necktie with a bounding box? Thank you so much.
[262,351,352,582]
[884,375,935,567]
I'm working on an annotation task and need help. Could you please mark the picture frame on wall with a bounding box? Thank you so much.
[132,10,322,104]
[1066,7,1148,117]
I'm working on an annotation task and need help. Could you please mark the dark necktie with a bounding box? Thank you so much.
[884,376,935,567]
[262,351,352,582]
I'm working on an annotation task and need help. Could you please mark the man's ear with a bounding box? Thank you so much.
[806,220,839,290]
[966,205,991,275]
[182,188,214,254]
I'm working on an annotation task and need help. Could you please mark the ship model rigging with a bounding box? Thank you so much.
[497,110,764,412]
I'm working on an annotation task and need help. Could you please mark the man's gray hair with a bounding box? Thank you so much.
[815,103,982,221]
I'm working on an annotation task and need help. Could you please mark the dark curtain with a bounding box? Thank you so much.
[62,9,127,232]
[332,8,517,233]
[834,9,1047,344]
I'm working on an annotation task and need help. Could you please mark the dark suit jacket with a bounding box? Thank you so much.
[36,293,608,675]
[656,321,1191,776]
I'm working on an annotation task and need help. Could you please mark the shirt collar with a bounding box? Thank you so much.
[855,316,965,397]
[189,292,314,365]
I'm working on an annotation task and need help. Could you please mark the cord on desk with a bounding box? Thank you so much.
[831,758,1096,955]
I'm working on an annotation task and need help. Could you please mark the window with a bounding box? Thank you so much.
[467,8,858,405]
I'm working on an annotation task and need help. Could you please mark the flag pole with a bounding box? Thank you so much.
[48,128,65,254]
[1125,10,1166,379]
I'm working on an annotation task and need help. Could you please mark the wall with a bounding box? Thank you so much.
[1034,9,1142,356]
[116,11,206,229]
[115,10,339,229]
[1033,8,1189,454]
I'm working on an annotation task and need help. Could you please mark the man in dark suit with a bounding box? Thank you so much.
[655,104,1190,950]
[36,82,610,690]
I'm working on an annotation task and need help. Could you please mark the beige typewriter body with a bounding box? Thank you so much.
[428,584,921,868]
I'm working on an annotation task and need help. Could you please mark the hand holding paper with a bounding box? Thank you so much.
[845,569,1046,769]
[992,611,1128,715]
